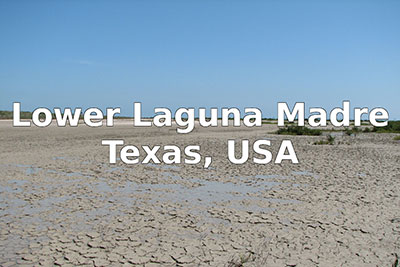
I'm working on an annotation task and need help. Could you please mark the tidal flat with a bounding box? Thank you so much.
[0,120,399,266]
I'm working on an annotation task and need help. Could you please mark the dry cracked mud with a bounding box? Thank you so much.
[0,120,399,266]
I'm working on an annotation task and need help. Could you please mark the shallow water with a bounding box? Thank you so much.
[1,162,304,231]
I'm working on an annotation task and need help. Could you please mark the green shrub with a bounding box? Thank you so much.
[314,135,335,145]
[372,121,400,133]
[327,135,335,143]
[344,128,352,136]
[344,126,361,136]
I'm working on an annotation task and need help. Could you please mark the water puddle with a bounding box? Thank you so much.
[254,174,292,180]
[92,173,301,217]
[0,179,30,193]
[14,164,41,175]
[47,169,93,178]
[145,162,181,170]
[2,163,304,229]
[0,185,22,193]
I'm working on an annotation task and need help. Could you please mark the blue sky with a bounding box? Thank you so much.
[0,0,399,118]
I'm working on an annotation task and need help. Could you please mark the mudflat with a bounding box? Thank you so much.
[0,120,399,266]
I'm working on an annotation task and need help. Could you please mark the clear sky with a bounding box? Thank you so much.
[0,0,399,119]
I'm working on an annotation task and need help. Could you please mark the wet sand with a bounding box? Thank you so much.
[0,120,399,266]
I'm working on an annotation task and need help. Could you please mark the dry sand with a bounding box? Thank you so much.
[0,120,399,266]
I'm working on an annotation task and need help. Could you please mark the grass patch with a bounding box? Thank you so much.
[276,126,322,136]
[344,126,372,135]
[344,127,359,136]
[394,135,400,141]
[314,135,335,145]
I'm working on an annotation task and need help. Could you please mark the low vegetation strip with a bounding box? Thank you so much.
[0,110,33,120]
[372,121,400,133]
[275,126,322,136]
